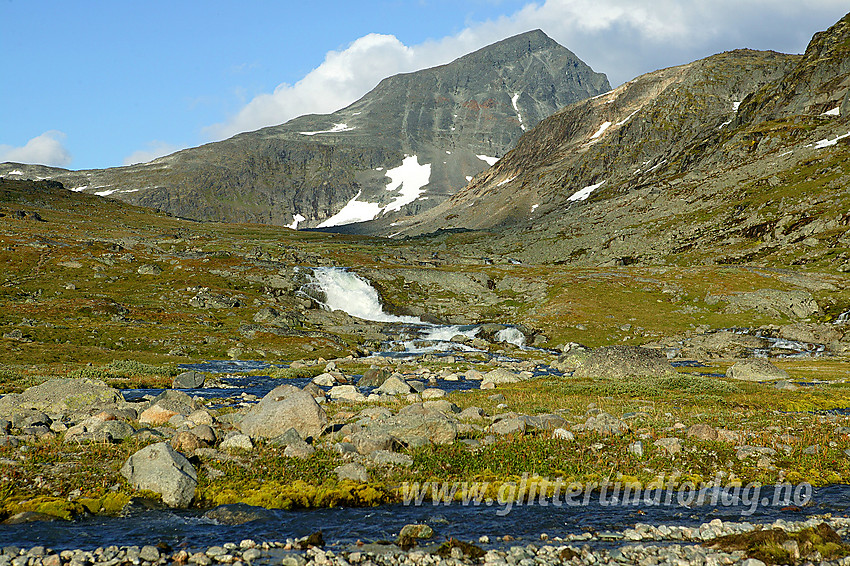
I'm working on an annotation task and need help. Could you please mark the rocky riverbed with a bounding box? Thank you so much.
[6,516,850,566]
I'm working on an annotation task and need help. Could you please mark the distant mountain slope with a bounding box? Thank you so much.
[0,30,609,228]
[391,13,850,271]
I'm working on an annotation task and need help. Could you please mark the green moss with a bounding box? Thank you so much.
[705,523,850,565]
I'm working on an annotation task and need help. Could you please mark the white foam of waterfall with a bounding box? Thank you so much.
[304,267,532,355]
[495,327,526,347]
[307,267,421,323]
[835,310,850,325]
[421,325,480,342]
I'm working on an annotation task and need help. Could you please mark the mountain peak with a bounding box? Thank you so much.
[1,32,609,229]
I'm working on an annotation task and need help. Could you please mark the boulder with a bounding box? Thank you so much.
[726,359,789,381]
[399,524,435,539]
[368,450,413,467]
[684,331,769,359]
[351,430,399,455]
[491,417,526,436]
[573,412,629,436]
[481,368,522,385]
[722,289,819,319]
[458,407,485,421]
[422,400,460,414]
[239,385,327,440]
[170,431,206,453]
[283,440,316,459]
[137,264,163,276]
[190,424,217,444]
[0,378,123,418]
[653,437,683,455]
[220,434,254,452]
[370,412,457,447]
[335,462,369,483]
[312,373,337,387]
[203,503,276,525]
[421,388,446,399]
[686,423,718,441]
[328,385,366,403]
[139,405,180,426]
[376,376,412,395]
[120,442,197,508]
[552,428,575,441]
[269,427,305,448]
[358,368,391,387]
[574,346,673,379]
[172,371,205,389]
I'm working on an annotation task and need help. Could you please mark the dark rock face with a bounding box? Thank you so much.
[0,31,608,229]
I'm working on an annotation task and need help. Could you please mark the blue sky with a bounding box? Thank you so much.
[1,0,847,170]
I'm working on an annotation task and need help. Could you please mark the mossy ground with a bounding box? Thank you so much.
[0,178,849,519]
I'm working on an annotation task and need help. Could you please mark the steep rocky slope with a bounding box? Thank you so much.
[390,14,850,271]
[0,31,608,228]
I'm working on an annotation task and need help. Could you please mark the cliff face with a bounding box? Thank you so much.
[0,30,609,228]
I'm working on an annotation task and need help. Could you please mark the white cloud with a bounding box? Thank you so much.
[0,130,72,167]
[123,141,183,166]
[206,0,848,140]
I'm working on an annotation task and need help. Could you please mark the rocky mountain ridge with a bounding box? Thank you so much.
[0,30,609,229]
[386,13,850,271]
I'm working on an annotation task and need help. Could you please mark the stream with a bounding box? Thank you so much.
[3,485,850,551]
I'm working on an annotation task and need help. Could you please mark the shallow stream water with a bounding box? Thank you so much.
[3,485,850,551]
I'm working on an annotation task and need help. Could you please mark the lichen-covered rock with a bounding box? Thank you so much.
[172,371,205,389]
[0,378,123,418]
[239,384,327,440]
[120,442,197,508]
[726,359,789,381]
[573,412,629,436]
[574,346,674,379]
[335,462,369,483]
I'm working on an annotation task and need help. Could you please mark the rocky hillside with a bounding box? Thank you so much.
[391,14,850,271]
[0,31,608,228]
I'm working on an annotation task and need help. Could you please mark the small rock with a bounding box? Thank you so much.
[139,546,160,562]
[400,524,434,539]
[686,423,718,441]
[335,462,369,483]
[220,434,254,452]
[653,437,682,455]
[552,428,574,441]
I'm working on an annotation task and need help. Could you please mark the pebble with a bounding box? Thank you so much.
[5,515,850,566]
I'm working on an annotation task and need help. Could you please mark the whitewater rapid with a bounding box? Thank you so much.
[300,267,526,352]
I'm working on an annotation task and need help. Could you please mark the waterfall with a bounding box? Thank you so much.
[302,266,530,355]
[495,327,526,347]
[304,267,421,323]
[835,309,850,325]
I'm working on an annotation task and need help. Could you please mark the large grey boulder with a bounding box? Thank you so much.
[0,378,123,418]
[239,384,327,440]
[481,368,522,385]
[574,345,674,379]
[376,376,412,395]
[726,359,789,381]
[370,412,457,447]
[172,371,205,389]
[358,368,391,388]
[120,442,197,508]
